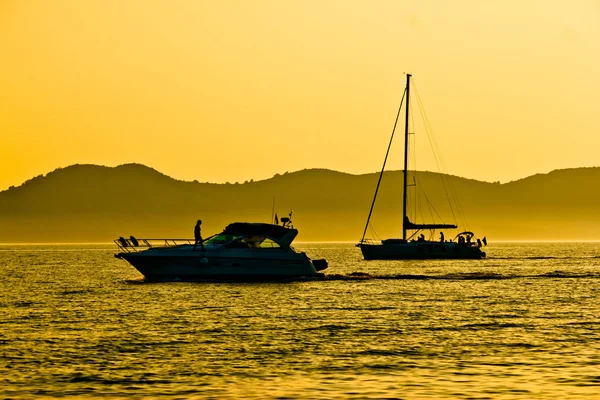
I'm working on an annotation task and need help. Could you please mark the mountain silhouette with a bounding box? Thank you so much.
[1,163,599,242]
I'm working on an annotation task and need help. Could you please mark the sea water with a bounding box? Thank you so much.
[1,243,599,399]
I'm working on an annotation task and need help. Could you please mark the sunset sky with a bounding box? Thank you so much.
[1,0,598,191]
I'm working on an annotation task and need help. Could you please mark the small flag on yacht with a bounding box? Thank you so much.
[482,236,487,246]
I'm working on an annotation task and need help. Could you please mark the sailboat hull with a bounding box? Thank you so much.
[358,241,486,260]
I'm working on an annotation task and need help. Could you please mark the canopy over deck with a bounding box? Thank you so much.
[223,223,298,244]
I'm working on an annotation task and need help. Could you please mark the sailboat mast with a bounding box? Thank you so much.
[402,74,411,241]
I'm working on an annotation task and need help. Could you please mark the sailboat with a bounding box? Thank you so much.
[357,74,486,260]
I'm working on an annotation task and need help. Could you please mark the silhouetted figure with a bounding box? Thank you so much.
[193,220,204,251]
[467,234,472,245]
[440,232,444,242]
[418,234,425,242]
[129,235,139,247]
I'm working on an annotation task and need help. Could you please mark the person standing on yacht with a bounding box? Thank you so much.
[193,220,204,251]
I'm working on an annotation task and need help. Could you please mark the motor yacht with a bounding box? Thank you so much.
[114,221,327,281]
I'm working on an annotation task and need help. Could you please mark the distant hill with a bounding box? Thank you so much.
[1,163,600,242]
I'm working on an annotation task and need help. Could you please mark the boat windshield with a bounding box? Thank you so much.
[226,236,281,249]
[204,234,237,247]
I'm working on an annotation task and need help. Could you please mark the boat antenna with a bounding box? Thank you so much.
[402,73,412,241]
[271,196,276,224]
[360,81,407,243]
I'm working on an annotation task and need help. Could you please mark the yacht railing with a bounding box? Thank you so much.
[115,237,195,253]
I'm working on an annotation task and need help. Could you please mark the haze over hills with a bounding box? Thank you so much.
[1,163,599,242]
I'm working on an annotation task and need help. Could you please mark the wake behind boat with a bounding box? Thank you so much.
[357,74,486,260]
[115,221,327,281]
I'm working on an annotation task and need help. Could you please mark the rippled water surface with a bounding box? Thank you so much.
[2,242,600,399]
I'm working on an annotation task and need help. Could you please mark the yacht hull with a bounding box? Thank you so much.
[117,247,322,281]
[359,242,485,260]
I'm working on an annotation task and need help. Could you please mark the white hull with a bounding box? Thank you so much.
[118,245,322,280]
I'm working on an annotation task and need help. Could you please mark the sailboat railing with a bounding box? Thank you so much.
[358,238,379,245]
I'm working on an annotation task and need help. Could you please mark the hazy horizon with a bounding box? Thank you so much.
[4,239,600,245]
[2,163,600,242]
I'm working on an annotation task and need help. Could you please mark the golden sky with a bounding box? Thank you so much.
[1,0,598,190]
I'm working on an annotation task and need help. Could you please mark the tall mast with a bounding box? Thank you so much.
[402,74,411,241]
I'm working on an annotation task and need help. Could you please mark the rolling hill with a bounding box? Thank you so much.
[1,163,599,242]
